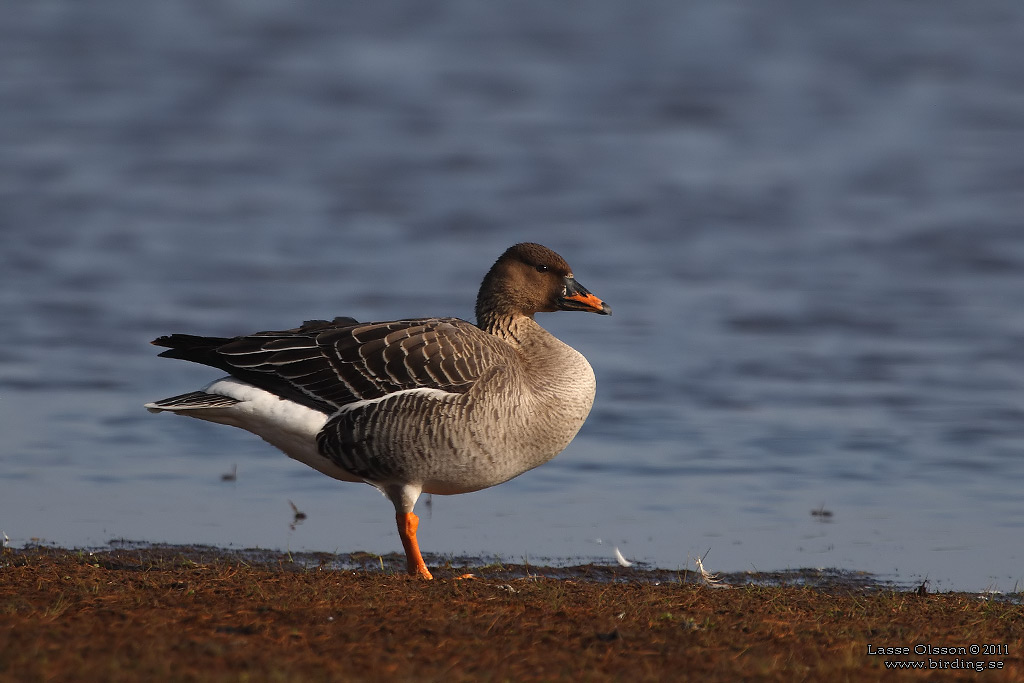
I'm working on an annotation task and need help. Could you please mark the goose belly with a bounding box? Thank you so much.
[321,368,597,495]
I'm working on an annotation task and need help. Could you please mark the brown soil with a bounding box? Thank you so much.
[2,545,1021,682]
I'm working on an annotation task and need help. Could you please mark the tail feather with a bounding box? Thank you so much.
[152,334,233,366]
[148,318,361,413]
[151,335,261,393]
[152,333,232,349]
[145,391,240,413]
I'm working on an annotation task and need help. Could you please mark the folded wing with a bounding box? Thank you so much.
[152,316,514,415]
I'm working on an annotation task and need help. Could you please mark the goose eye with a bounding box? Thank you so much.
[535,264,550,273]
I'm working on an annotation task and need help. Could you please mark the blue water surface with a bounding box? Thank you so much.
[2,1,1023,592]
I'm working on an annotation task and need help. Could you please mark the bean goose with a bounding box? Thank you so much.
[145,242,610,579]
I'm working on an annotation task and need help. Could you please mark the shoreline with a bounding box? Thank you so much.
[3,544,1021,681]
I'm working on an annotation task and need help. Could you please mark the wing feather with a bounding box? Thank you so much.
[153,316,515,414]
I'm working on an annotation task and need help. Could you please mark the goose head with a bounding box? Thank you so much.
[475,243,611,329]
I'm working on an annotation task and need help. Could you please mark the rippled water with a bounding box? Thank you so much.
[2,1,1023,592]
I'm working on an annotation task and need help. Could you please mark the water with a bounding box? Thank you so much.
[2,1,1024,592]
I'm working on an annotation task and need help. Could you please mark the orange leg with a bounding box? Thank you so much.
[397,511,433,579]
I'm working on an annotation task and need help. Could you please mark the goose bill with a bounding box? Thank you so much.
[558,278,611,315]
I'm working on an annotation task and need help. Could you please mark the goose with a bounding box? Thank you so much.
[145,242,610,579]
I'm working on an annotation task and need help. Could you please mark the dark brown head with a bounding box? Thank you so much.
[475,243,610,329]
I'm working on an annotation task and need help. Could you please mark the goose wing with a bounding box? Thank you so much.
[153,316,514,414]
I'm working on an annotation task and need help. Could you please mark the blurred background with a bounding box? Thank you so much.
[2,1,1023,591]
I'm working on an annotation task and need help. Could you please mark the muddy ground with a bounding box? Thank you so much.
[1,544,1021,682]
